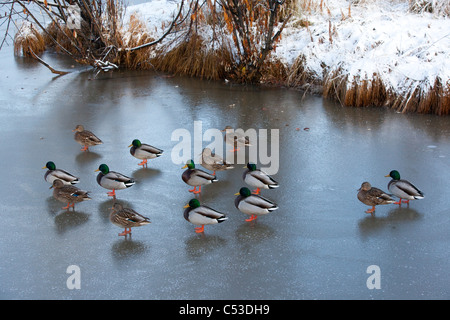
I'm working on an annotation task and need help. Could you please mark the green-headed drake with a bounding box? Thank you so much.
[95,164,135,199]
[385,170,424,205]
[234,187,278,222]
[110,202,150,236]
[357,181,395,215]
[43,161,79,185]
[200,147,234,175]
[50,179,91,211]
[183,198,228,233]
[129,139,163,168]
[243,162,279,195]
[73,124,103,152]
[182,159,217,194]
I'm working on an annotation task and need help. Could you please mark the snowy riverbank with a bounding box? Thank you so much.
[126,0,449,113]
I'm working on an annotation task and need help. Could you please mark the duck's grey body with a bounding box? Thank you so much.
[184,205,227,226]
[387,179,424,201]
[97,171,135,190]
[44,168,79,185]
[130,143,163,160]
[182,168,217,187]
[243,168,278,190]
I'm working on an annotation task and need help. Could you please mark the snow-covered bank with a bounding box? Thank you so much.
[125,0,450,113]
[277,0,450,112]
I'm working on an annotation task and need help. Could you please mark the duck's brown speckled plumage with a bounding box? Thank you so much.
[109,203,150,236]
[73,125,102,150]
[357,181,395,215]
[51,179,91,210]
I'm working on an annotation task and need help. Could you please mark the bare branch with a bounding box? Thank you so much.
[125,0,185,52]
[29,48,70,75]
[0,0,14,50]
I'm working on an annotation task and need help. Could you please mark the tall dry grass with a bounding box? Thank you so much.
[14,22,46,57]
[409,0,450,17]
[320,69,450,115]
[116,14,155,69]
[152,34,233,80]
[390,77,450,115]
[44,22,81,56]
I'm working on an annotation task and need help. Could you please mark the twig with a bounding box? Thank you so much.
[124,0,185,52]
[0,0,14,50]
[29,48,70,75]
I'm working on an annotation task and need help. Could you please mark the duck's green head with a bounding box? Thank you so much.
[182,159,195,169]
[43,161,56,170]
[96,164,110,174]
[385,170,400,180]
[235,187,252,197]
[129,139,142,148]
[246,162,257,171]
[184,198,201,209]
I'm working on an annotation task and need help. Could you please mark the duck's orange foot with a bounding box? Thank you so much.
[194,225,205,233]
[81,145,89,152]
[62,203,75,210]
[119,228,132,236]
[107,190,116,198]
[193,186,202,194]
[252,188,261,195]
[245,214,257,222]
[402,199,410,204]
[188,187,197,193]
[365,207,376,214]
[138,159,148,168]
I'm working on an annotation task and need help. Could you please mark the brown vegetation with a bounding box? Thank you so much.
[4,0,449,115]
[320,68,450,115]
[116,14,156,70]
[14,22,45,57]
[152,33,233,80]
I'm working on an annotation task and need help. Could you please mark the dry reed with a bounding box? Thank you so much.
[14,22,45,57]
[116,14,155,69]
[259,58,289,86]
[44,22,80,56]
[320,67,450,115]
[152,34,233,81]
[409,0,450,17]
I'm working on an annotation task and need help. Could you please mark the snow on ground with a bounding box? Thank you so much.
[124,0,450,96]
[276,0,450,95]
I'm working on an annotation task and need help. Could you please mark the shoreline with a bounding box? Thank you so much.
[123,0,449,115]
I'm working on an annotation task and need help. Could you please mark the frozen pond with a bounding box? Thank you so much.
[0,43,449,300]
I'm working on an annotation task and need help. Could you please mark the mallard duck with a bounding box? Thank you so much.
[243,162,279,195]
[50,179,91,211]
[183,198,228,233]
[109,202,150,236]
[129,139,163,168]
[222,126,251,152]
[72,124,103,152]
[43,161,79,185]
[385,170,424,205]
[182,159,218,194]
[95,164,135,198]
[357,181,395,215]
[200,147,234,175]
[234,187,278,222]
